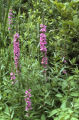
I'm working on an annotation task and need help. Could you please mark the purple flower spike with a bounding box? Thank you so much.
[40,24,48,69]
[13,33,20,70]
[8,9,13,31]
[24,89,32,114]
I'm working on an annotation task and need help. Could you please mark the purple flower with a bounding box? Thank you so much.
[25,106,29,111]
[28,89,31,92]
[8,27,11,30]
[13,33,20,69]
[25,90,28,94]
[62,70,67,74]
[40,24,44,27]
[40,28,46,32]
[40,24,46,29]
[28,93,31,97]
[9,12,13,16]
[10,72,13,76]
[24,89,32,113]
[41,57,48,65]
[14,33,19,40]
[40,24,48,69]
[10,72,15,79]
[8,9,13,31]
[40,33,46,38]
[10,72,16,84]
[63,60,67,63]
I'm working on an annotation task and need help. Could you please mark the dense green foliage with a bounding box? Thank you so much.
[0,0,79,120]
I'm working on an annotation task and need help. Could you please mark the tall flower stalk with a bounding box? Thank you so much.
[8,9,13,31]
[24,89,32,117]
[8,9,15,82]
[40,24,48,80]
[13,33,20,72]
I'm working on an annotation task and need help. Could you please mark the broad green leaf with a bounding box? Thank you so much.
[71,117,78,120]
[4,105,10,116]
[41,114,46,120]
[71,92,79,97]
[49,109,59,117]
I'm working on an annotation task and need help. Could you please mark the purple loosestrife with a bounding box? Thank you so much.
[13,33,20,70]
[8,9,13,31]
[62,70,67,74]
[40,24,48,70]
[24,89,32,114]
[10,72,16,84]
[62,57,67,75]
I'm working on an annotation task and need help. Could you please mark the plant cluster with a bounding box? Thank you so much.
[0,0,79,120]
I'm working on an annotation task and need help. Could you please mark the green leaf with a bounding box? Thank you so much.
[56,94,63,98]
[11,111,14,119]
[71,117,78,120]
[49,109,59,117]
[0,107,2,111]
[41,114,46,120]
[65,115,70,120]
[67,76,74,81]
[4,105,10,116]
[13,118,19,120]
[71,92,79,97]
[61,100,67,109]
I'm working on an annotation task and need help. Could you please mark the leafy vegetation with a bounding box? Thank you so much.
[0,0,79,120]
